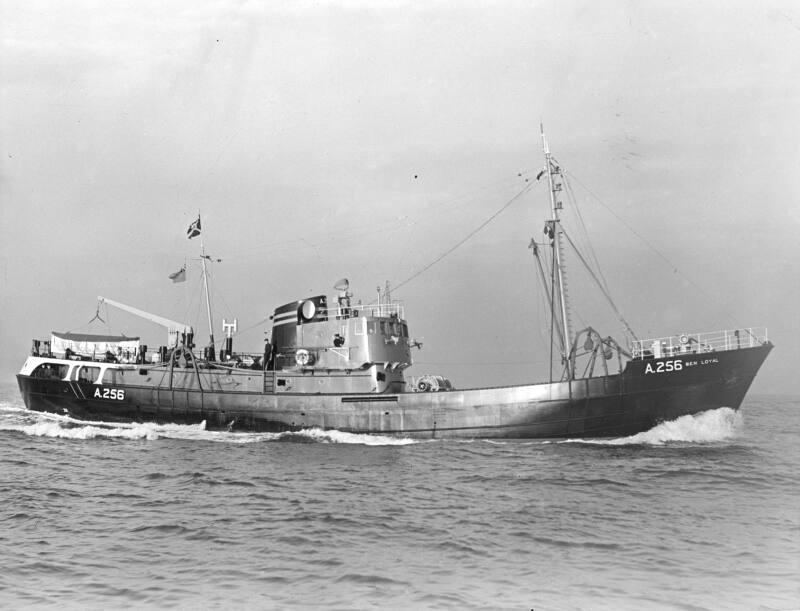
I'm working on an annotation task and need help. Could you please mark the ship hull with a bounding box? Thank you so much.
[16,344,772,439]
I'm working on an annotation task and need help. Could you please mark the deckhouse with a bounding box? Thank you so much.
[269,290,413,394]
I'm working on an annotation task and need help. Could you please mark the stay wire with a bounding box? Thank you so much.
[561,228,639,343]
[556,162,611,296]
[222,172,537,262]
[564,169,744,328]
[564,170,681,272]
[233,316,273,340]
[393,182,538,293]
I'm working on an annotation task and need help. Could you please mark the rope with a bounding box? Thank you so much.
[393,182,536,293]
[564,169,744,329]
[557,163,611,295]
[233,316,272,339]
[562,228,638,342]
[564,170,680,273]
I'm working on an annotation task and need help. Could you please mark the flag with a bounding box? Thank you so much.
[187,216,201,239]
[169,266,186,283]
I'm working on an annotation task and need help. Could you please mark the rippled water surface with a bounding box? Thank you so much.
[0,381,797,610]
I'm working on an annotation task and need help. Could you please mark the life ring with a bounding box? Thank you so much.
[679,334,689,345]
[295,349,313,366]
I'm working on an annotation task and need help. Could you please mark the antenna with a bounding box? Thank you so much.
[222,318,238,337]
[221,318,237,361]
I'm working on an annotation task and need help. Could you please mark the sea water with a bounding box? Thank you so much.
[0,380,797,610]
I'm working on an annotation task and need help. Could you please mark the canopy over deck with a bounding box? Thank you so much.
[51,331,141,358]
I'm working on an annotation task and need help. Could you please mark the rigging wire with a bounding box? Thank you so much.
[101,303,111,335]
[231,178,534,340]
[222,171,539,262]
[555,159,612,296]
[416,358,552,366]
[549,236,557,381]
[199,264,228,351]
[530,242,555,347]
[564,170,679,273]
[233,315,272,340]
[564,169,745,328]
[182,263,206,338]
[562,227,638,342]
[205,264,240,342]
[392,182,538,293]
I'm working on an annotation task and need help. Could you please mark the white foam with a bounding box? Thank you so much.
[2,420,164,440]
[563,407,743,446]
[0,409,416,445]
[0,402,28,414]
[290,427,417,446]
[10,403,738,446]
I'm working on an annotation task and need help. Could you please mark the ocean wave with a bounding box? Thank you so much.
[0,410,416,446]
[562,407,743,446]
[0,402,29,413]
[279,427,416,446]
[1,420,167,441]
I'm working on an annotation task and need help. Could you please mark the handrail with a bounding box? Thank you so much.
[631,327,768,359]
[316,301,405,320]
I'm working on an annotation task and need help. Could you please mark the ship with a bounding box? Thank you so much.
[16,129,772,439]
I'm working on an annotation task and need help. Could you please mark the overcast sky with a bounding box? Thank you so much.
[1,0,798,393]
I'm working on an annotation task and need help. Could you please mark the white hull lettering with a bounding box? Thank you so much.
[93,387,126,401]
[644,359,684,375]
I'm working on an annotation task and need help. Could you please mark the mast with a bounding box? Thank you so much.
[541,124,573,379]
[199,226,216,361]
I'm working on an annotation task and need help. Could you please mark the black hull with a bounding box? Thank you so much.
[16,344,772,439]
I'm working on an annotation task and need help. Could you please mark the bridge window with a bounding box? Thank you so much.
[31,363,68,380]
[77,366,101,383]
[388,321,404,336]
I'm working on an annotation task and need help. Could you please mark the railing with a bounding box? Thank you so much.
[357,301,405,319]
[631,327,769,359]
[30,341,267,369]
[318,301,405,320]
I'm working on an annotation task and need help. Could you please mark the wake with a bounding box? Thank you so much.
[0,403,415,446]
[0,401,741,447]
[561,407,743,446]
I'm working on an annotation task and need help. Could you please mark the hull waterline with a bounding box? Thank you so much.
[16,343,772,439]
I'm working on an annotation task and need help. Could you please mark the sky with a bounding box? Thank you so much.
[1,0,798,394]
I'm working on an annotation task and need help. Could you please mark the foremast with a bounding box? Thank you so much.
[541,125,573,380]
[532,128,639,382]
